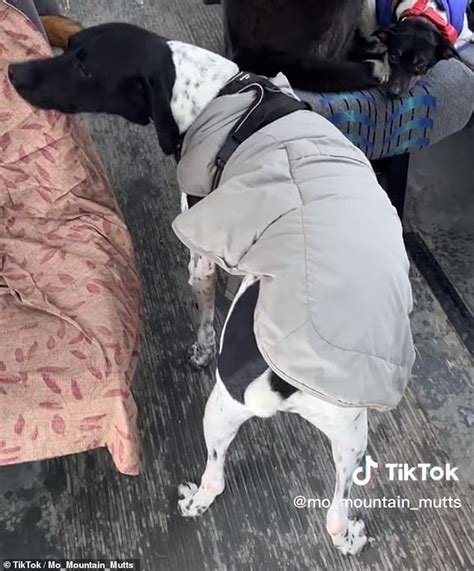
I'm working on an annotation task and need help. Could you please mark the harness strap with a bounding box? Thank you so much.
[402,0,460,43]
[211,72,311,190]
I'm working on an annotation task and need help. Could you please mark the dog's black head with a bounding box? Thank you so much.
[379,18,458,96]
[8,23,180,155]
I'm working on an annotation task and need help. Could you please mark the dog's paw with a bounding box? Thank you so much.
[333,518,369,556]
[178,482,207,518]
[366,58,390,84]
[188,341,216,369]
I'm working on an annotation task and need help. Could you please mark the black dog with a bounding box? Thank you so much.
[207,0,382,92]
[9,24,181,155]
[378,19,460,95]
[361,0,473,96]
[372,0,473,96]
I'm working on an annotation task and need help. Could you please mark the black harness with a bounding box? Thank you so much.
[211,72,311,189]
[176,71,310,191]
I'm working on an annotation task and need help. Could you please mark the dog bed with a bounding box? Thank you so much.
[0,1,142,475]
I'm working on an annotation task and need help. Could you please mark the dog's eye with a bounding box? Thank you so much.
[77,61,92,78]
[388,53,399,65]
[414,61,427,74]
[76,48,87,61]
[74,49,91,78]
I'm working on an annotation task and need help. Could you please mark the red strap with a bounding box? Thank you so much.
[402,0,458,43]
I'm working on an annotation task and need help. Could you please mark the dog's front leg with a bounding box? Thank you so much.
[178,377,253,517]
[187,250,217,369]
[352,29,391,85]
[181,193,217,369]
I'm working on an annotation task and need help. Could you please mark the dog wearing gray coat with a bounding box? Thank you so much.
[9,23,415,555]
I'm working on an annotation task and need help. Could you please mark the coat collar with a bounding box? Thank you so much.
[176,73,296,197]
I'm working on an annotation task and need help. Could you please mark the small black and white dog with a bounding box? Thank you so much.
[9,24,391,555]
[360,0,473,95]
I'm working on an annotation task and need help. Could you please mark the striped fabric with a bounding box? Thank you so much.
[297,52,474,160]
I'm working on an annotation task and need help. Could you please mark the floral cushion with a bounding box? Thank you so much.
[0,2,142,475]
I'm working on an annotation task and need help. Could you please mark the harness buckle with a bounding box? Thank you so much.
[215,155,227,170]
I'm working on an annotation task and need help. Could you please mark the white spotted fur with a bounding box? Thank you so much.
[167,41,238,133]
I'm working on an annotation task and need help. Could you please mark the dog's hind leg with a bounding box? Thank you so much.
[326,411,369,555]
[283,393,369,555]
[178,377,253,517]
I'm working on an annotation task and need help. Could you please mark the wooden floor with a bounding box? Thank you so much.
[1,1,473,570]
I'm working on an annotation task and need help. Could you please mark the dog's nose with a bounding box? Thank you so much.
[8,64,33,90]
[387,84,403,97]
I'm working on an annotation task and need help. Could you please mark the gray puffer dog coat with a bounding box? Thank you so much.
[172,75,416,410]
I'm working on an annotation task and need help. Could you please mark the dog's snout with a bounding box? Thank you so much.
[7,64,16,84]
[8,63,34,90]
[386,76,412,97]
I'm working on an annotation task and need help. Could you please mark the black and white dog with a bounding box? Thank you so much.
[9,24,387,555]
[360,0,473,95]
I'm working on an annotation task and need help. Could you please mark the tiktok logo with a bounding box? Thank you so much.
[352,455,378,486]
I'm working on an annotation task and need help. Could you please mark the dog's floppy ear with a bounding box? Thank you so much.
[40,15,82,50]
[436,36,460,61]
[145,74,180,156]
[374,24,396,44]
